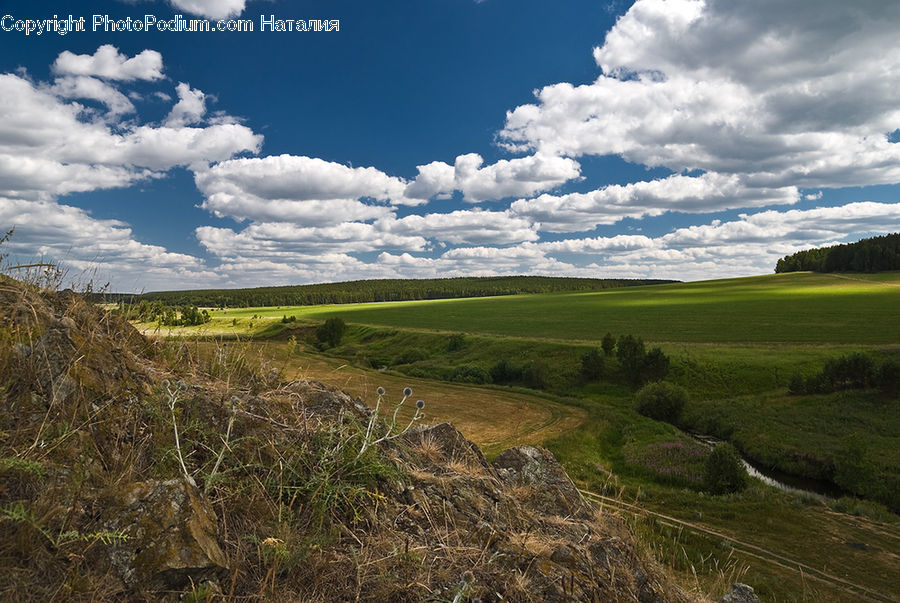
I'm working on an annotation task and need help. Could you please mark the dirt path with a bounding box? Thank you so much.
[581,490,898,602]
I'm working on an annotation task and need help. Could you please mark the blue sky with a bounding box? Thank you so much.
[1,0,899,292]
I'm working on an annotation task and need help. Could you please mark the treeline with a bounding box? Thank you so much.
[117,300,211,327]
[103,276,676,308]
[446,333,670,390]
[775,233,900,273]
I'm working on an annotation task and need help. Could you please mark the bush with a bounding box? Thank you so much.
[580,348,604,381]
[878,358,900,397]
[703,443,748,495]
[450,364,491,384]
[395,348,428,364]
[616,335,646,386]
[601,332,616,356]
[447,333,466,352]
[634,382,688,423]
[316,317,346,348]
[490,358,525,384]
[820,352,876,390]
[788,352,897,395]
[787,372,805,395]
[524,360,550,390]
[643,347,670,383]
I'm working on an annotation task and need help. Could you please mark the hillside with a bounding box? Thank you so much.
[0,276,706,601]
[199,272,900,345]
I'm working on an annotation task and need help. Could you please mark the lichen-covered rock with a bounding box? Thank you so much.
[24,320,79,404]
[103,478,227,589]
[493,445,588,517]
[719,583,761,603]
[403,421,488,467]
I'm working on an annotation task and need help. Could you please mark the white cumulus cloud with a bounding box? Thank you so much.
[52,45,164,81]
[168,0,248,20]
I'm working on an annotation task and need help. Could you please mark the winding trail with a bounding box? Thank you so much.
[580,489,898,602]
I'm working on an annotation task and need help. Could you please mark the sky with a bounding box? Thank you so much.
[1,0,899,292]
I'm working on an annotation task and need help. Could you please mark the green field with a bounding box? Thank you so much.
[207,272,900,344]
[143,271,900,601]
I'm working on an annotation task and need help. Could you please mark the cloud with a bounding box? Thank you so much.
[388,209,540,246]
[52,45,164,81]
[168,0,248,20]
[500,0,900,193]
[165,82,206,127]
[0,49,263,290]
[50,76,136,117]
[196,222,428,258]
[366,202,900,283]
[194,155,420,224]
[406,153,581,202]
[510,173,799,232]
[0,196,215,290]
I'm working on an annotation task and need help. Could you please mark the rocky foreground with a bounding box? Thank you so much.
[0,277,755,601]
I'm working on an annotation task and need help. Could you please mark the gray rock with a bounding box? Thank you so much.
[719,583,760,603]
[493,446,587,517]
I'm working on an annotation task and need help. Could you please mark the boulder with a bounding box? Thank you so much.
[718,583,761,603]
[104,478,227,589]
[493,445,587,517]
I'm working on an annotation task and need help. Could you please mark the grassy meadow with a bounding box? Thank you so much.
[141,271,900,601]
[201,272,900,344]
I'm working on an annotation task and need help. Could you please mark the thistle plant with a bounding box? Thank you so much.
[163,379,195,486]
[205,396,238,494]
[356,386,425,459]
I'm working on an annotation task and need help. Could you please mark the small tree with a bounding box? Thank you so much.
[601,332,616,356]
[447,333,466,352]
[316,317,346,348]
[643,347,670,383]
[616,334,646,386]
[634,382,687,423]
[703,443,748,495]
[580,348,604,381]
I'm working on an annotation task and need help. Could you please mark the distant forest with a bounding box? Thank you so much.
[106,276,676,308]
[775,233,900,274]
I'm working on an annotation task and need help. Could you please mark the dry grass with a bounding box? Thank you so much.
[252,343,588,456]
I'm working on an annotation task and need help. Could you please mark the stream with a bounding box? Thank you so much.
[690,434,843,501]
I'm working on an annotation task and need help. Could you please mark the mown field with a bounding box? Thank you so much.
[142,271,900,601]
[204,272,900,344]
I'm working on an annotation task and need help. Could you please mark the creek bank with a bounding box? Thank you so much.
[690,433,843,500]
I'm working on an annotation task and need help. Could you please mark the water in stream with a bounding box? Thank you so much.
[690,434,844,500]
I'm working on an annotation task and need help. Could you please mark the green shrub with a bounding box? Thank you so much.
[643,347,670,383]
[490,358,525,384]
[580,348,604,381]
[447,333,466,352]
[395,348,428,364]
[616,334,646,385]
[634,382,688,423]
[316,317,346,348]
[703,443,748,495]
[601,332,616,356]
[450,364,491,384]
[524,360,550,390]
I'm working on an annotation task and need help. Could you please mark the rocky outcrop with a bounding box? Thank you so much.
[0,280,695,601]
